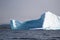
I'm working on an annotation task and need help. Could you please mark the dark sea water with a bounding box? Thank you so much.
[0,29,60,40]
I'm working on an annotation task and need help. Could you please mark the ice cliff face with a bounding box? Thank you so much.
[43,11,60,30]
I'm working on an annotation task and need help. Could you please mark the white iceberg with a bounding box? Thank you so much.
[43,11,60,30]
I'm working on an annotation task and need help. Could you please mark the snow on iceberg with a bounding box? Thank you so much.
[43,11,60,30]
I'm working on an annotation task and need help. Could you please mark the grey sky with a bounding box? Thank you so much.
[0,0,60,24]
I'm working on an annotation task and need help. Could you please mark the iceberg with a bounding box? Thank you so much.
[10,13,45,30]
[29,11,60,30]
[43,11,60,30]
[10,11,60,30]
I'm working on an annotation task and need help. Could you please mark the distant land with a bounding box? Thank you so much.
[0,24,11,29]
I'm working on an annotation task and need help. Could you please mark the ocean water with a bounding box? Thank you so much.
[0,29,60,40]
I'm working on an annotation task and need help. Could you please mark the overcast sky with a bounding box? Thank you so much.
[0,0,60,24]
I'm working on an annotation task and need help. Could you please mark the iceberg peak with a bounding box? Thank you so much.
[43,11,60,30]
